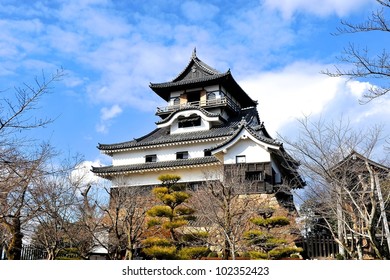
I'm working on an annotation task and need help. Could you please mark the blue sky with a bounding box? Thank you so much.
[1,0,389,170]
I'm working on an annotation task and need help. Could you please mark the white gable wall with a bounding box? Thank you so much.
[222,138,271,164]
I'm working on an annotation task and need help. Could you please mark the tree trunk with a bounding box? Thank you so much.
[336,183,346,257]
[125,233,133,260]
[374,174,390,258]
[7,217,23,260]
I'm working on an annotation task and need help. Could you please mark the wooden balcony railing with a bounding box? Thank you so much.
[156,96,240,115]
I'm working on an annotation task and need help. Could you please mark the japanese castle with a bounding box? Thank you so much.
[92,50,304,205]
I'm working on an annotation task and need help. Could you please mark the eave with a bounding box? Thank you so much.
[150,72,257,108]
[91,156,221,177]
[98,136,230,156]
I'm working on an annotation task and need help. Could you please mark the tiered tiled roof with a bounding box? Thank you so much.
[98,107,262,154]
[149,50,257,108]
[91,156,220,177]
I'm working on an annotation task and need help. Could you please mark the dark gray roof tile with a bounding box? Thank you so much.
[91,156,220,175]
[98,107,263,152]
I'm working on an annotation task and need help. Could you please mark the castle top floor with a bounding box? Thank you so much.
[150,49,257,119]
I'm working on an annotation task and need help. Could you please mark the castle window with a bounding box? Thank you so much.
[187,91,200,103]
[204,150,211,156]
[145,154,157,163]
[176,151,189,160]
[171,97,180,106]
[188,182,200,191]
[207,92,216,100]
[245,171,263,181]
[178,115,201,128]
[236,155,246,163]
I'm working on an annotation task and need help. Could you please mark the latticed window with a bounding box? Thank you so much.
[245,171,263,181]
[176,151,189,160]
[145,154,157,163]
[178,115,201,128]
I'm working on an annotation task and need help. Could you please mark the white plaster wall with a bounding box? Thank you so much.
[112,140,222,166]
[170,116,210,134]
[111,165,222,187]
[222,138,271,164]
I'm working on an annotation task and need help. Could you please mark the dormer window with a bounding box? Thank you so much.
[171,97,180,106]
[145,154,157,163]
[178,115,201,128]
[176,151,189,160]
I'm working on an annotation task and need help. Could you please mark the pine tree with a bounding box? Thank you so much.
[142,174,209,259]
[244,208,302,259]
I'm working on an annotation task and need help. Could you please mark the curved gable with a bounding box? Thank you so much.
[157,108,223,134]
[211,125,281,163]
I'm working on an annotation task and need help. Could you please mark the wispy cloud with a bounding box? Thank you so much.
[240,60,390,137]
[0,0,388,143]
[100,104,122,121]
[96,104,123,133]
[263,0,372,19]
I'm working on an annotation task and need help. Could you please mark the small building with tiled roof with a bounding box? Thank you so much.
[92,50,304,203]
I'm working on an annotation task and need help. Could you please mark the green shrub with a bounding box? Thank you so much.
[142,245,177,260]
[182,231,209,242]
[178,247,210,260]
[250,216,290,228]
[147,205,173,217]
[207,251,218,258]
[142,237,172,247]
[269,247,303,259]
[248,251,268,260]
[147,218,161,227]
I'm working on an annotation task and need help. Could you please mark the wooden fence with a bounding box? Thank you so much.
[297,235,339,259]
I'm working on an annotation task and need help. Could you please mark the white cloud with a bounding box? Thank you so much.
[96,104,123,133]
[70,160,103,187]
[241,61,390,142]
[346,80,372,99]
[100,104,122,121]
[263,0,372,19]
[241,61,343,136]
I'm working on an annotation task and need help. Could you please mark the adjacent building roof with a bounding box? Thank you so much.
[149,50,257,108]
[330,150,390,175]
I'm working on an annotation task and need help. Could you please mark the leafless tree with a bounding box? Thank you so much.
[29,156,88,260]
[191,165,271,260]
[79,177,150,260]
[280,116,389,259]
[0,144,54,259]
[322,0,390,103]
[0,70,64,259]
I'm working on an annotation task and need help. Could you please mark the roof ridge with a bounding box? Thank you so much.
[169,50,224,83]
